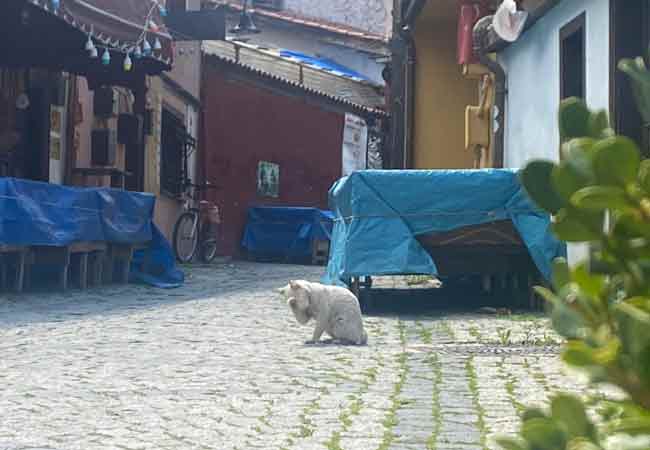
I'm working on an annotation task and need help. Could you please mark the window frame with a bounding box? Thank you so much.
[160,105,192,199]
[559,12,587,101]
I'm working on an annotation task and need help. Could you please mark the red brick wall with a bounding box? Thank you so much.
[201,66,345,257]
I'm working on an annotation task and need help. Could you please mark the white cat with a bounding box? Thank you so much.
[279,280,368,345]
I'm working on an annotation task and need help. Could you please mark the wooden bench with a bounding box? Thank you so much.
[70,242,107,289]
[0,245,29,293]
[25,242,108,291]
[311,239,330,266]
[103,242,149,284]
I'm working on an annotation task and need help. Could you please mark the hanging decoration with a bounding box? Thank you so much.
[123,53,133,72]
[101,48,111,65]
[142,38,152,56]
[74,0,168,72]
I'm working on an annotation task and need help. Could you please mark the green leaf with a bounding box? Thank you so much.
[497,437,529,450]
[613,212,650,239]
[522,418,568,450]
[552,209,602,242]
[593,136,641,186]
[567,438,602,450]
[521,160,565,214]
[533,286,561,305]
[551,394,593,439]
[561,138,597,181]
[553,258,571,290]
[608,416,650,435]
[560,98,591,140]
[552,162,592,201]
[619,57,650,123]
[591,338,621,366]
[614,303,650,358]
[522,407,548,422]
[563,341,598,367]
[551,300,585,339]
[573,263,606,299]
[626,297,650,313]
[588,110,612,139]
[571,186,631,211]
[639,160,650,193]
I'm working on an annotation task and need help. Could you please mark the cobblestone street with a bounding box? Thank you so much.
[0,263,585,450]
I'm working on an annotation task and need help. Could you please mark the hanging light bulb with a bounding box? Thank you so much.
[142,38,152,56]
[158,5,167,17]
[51,0,60,11]
[133,45,143,59]
[123,53,133,72]
[154,37,162,51]
[89,46,98,58]
[85,34,95,52]
[101,48,111,65]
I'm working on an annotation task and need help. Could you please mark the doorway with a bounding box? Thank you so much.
[611,0,650,157]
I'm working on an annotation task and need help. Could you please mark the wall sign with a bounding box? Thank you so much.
[342,113,368,176]
[257,161,279,198]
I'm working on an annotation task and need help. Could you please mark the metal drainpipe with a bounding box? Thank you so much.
[473,15,506,168]
[399,0,426,169]
[401,27,416,169]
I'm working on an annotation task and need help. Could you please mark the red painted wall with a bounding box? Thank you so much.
[201,66,345,257]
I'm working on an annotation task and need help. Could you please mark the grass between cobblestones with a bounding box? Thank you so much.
[466,357,489,450]
[426,353,443,450]
[377,321,409,450]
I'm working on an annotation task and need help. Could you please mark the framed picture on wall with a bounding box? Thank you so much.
[257,161,279,198]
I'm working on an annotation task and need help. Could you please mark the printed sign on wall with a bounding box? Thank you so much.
[342,113,368,176]
[257,161,279,198]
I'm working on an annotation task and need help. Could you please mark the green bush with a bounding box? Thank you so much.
[498,58,650,450]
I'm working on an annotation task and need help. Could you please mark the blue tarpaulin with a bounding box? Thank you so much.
[241,207,334,259]
[0,177,154,245]
[323,169,566,285]
[0,177,183,288]
[130,224,185,289]
[278,50,371,81]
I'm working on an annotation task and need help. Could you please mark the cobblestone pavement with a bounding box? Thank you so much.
[0,263,586,450]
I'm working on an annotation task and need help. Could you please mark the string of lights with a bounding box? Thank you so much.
[49,0,170,72]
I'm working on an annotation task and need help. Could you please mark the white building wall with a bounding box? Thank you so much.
[283,0,392,37]
[499,0,610,168]
[498,0,610,264]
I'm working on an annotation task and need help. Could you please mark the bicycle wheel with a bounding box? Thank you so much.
[199,223,219,263]
[173,212,199,263]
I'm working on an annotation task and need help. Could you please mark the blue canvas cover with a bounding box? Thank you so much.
[242,207,334,258]
[0,177,183,288]
[0,177,154,245]
[130,224,185,289]
[323,169,566,285]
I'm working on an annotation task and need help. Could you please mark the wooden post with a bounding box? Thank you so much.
[15,250,26,293]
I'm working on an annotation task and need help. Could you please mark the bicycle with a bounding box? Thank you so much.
[172,181,222,264]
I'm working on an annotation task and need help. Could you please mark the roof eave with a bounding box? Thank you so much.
[202,50,388,118]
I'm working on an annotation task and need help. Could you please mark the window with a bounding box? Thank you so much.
[560,13,586,100]
[160,108,195,197]
[252,0,284,10]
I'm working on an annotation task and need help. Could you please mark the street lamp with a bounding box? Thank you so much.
[230,0,260,34]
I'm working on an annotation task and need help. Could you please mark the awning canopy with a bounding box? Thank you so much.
[0,0,172,89]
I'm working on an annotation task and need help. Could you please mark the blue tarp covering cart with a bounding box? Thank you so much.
[0,177,183,288]
[323,169,566,286]
[242,207,334,261]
